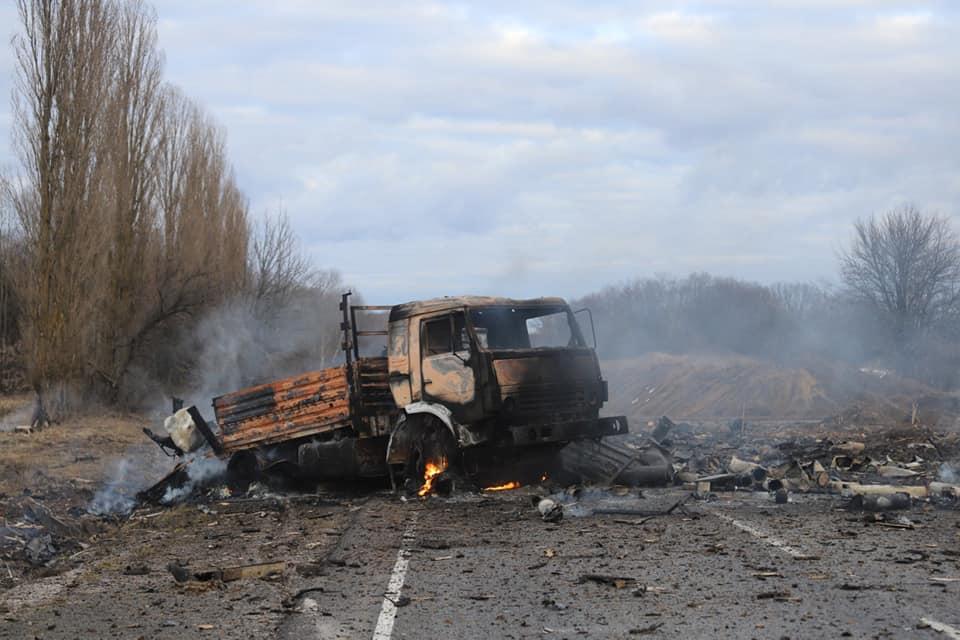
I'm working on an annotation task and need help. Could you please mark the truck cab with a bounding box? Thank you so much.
[382,297,626,453]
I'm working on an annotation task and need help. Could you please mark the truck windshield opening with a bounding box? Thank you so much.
[469,306,583,350]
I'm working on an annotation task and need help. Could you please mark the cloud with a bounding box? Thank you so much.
[1,1,958,302]
[0,3,19,169]
[641,11,716,43]
[871,11,934,41]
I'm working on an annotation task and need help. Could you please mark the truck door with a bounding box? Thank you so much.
[387,319,413,406]
[420,312,476,407]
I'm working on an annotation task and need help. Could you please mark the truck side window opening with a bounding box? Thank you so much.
[424,317,452,355]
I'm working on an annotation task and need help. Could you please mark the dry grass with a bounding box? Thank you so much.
[0,406,159,497]
[604,352,955,424]
[0,393,32,422]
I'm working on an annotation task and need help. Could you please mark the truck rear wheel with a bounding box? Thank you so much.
[226,451,258,493]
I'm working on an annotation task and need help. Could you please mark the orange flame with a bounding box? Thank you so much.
[418,459,447,497]
[482,481,521,492]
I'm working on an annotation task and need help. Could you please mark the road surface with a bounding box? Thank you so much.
[2,487,959,639]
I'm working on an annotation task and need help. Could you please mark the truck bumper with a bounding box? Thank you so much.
[507,415,628,446]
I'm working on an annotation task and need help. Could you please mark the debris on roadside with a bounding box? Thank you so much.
[629,622,665,635]
[558,434,674,487]
[531,487,693,521]
[846,493,912,512]
[533,496,563,523]
[577,573,638,589]
[861,513,915,529]
[623,414,960,513]
[650,415,674,443]
[0,497,94,569]
[167,560,286,584]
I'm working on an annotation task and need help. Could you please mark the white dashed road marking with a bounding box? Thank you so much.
[921,617,960,639]
[371,514,418,640]
[713,512,814,559]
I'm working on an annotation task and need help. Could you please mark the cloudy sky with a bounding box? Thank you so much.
[1,1,958,303]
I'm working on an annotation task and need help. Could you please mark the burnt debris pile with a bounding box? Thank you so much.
[0,496,100,574]
[568,415,960,506]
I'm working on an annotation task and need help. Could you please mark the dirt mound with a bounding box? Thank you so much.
[603,352,960,424]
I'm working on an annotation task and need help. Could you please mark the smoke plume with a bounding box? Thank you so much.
[161,453,228,504]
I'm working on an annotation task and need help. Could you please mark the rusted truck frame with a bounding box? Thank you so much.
[203,293,627,488]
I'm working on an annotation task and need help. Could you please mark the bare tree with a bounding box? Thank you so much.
[301,269,346,367]
[770,282,831,320]
[840,205,960,345]
[0,174,20,349]
[90,0,165,397]
[11,0,117,411]
[248,210,312,308]
[105,87,251,400]
[9,0,254,408]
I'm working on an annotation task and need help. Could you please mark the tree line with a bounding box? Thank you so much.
[0,0,341,416]
[578,205,960,391]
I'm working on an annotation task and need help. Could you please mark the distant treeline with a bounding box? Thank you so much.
[577,272,960,391]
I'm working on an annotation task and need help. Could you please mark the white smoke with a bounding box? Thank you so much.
[88,459,141,516]
[175,285,347,412]
[88,444,184,516]
[161,453,228,504]
[941,463,958,484]
[0,404,33,432]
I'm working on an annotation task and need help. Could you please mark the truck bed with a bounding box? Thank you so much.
[213,357,395,452]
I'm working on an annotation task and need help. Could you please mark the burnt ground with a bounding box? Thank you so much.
[2,401,960,639]
[1,483,959,639]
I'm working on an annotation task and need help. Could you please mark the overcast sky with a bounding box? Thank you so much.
[1,2,958,303]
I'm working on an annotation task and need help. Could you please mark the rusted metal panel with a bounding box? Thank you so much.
[352,357,399,437]
[491,351,602,423]
[491,350,598,388]
[389,296,568,321]
[214,368,353,452]
[213,361,400,452]
[387,319,413,406]
[422,354,476,406]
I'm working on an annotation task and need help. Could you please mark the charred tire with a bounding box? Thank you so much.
[402,414,458,494]
[226,451,258,493]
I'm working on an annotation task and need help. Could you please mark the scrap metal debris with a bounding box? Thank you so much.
[533,497,564,523]
[847,493,912,512]
[168,561,286,584]
[603,415,960,508]
[0,497,92,568]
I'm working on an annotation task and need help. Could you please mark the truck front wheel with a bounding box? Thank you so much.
[401,414,458,496]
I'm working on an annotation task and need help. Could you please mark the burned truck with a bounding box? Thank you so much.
[157,294,627,492]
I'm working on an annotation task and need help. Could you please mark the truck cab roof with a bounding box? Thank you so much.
[389,296,568,321]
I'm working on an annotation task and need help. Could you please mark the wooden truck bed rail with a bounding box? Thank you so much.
[213,357,396,453]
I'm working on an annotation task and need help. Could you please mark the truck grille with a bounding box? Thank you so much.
[500,384,593,422]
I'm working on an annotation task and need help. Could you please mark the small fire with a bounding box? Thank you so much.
[482,481,521,492]
[418,459,447,497]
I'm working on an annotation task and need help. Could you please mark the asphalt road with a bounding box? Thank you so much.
[3,487,960,639]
